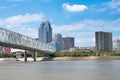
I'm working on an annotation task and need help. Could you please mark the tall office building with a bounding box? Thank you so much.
[52,34,62,52]
[53,34,62,42]
[38,20,52,43]
[95,31,113,52]
[113,39,120,51]
[62,37,74,50]
[49,42,62,52]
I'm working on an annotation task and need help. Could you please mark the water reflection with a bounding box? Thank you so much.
[0,60,120,80]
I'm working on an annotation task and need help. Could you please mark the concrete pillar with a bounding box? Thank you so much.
[33,51,37,62]
[24,50,27,62]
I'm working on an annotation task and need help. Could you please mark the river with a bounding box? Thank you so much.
[0,60,120,80]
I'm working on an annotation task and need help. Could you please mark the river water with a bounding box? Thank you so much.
[0,60,120,80]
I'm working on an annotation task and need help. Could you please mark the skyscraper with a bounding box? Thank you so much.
[53,34,62,42]
[38,20,52,43]
[62,37,74,50]
[95,31,113,52]
[49,42,62,52]
[53,34,62,52]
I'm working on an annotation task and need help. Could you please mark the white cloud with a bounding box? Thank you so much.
[105,0,120,13]
[0,6,8,9]
[0,4,17,10]
[42,0,51,2]
[6,25,12,28]
[106,0,120,9]
[52,19,116,34]
[62,3,88,12]
[0,20,3,25]
[97,8,106,12]
[0,13,46,38]
[7,0,23,2]
[52,23,84,33]
[18,27,38,38]
[0,13,46,26]
[99,0,120,13]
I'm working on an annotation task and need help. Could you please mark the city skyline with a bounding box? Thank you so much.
[0,0,120,47]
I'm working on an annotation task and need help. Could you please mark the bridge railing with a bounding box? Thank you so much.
[0,28,55,52]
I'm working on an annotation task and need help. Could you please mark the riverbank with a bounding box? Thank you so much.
[1,56,120,61]
[51,56,120,61]
[0,57,44,61]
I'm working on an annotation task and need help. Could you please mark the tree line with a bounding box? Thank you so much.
[0,51,120,58]
[54,51,120,57]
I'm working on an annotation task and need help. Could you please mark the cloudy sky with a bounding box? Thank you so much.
[0,0,120,47]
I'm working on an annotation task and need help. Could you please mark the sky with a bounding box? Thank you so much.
[0,0,120,47]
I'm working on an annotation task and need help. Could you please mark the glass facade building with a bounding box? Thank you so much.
[53,34,62,51]
[38,21,52,43]
[49,42,62,52]
[53,34,62,42]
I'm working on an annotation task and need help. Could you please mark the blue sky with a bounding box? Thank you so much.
[0,0,120,47]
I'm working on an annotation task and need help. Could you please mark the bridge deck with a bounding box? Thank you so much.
[0,28,55,53]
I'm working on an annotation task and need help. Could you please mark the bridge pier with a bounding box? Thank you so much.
[24,50,27,62]
[33,51,37,62]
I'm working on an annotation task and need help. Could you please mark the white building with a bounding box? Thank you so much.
[113,39,120,51]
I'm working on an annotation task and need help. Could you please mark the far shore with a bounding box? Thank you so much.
[1,56,120,61]
[51,56,120,61]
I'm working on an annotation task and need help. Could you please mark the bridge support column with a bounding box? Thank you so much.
[33,51,37,62]
[24,50,27,62]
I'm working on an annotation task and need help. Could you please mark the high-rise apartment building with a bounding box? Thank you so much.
[38,20,52,43]
[62,37,74,50]
[95,31,113,52]
[113,39,120,51]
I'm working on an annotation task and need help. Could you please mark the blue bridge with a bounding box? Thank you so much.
[0,28,55,62]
